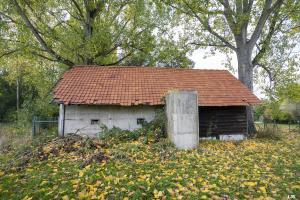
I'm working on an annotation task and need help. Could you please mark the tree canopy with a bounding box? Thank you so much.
[0,0,299,124]
[1,0,193,67]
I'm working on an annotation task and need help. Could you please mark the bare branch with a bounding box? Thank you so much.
[0,11,19,24]
[94,43,120,59]
[105,51,133,66]
[11,0,74,66]
[182,1,237,51]
[0,49,19,59]
[30,51,57,62]
[252,11,284,66]
[70,0,84,19]
[189,42,228,47]
[248,0,284,48]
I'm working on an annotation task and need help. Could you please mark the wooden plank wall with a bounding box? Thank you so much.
[199,106,247,137]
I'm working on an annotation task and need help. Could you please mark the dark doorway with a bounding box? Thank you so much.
[199,106,247,138]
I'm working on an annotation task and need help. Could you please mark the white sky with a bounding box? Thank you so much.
[190,49,237,71]
[189,49,263,98]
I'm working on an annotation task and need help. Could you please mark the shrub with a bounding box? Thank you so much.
[99,125,141,143]
[255,126,282,140]
[99,109,167,143]
[140,109,167,143]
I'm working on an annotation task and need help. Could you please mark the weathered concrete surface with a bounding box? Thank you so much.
[166,90,199,149]
[58,104,65,137]
[63,105,157,137]
[219,134,245,140]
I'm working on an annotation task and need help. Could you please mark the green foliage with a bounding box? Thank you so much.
[99,125,141,143]
[255,83,300,121]
[140,108,167,143]
[99,108,167,143]
[0,0,193,67]
[265,100,292,121]
[0,51,63,122]
[254,103,267,121]
[0,72,16,121]
[277,83,300,102]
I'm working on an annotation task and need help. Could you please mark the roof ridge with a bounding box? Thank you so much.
[72,65,228,71]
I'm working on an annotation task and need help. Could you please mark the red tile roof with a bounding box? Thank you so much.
[53,66,261,106]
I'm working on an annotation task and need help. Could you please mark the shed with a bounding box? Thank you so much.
[53,66,260,138]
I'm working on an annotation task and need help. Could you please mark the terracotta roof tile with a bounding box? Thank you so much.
[53,66,261,106]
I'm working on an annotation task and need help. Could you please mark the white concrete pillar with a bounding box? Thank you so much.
[58,104,65,137]
[166,90,199,149]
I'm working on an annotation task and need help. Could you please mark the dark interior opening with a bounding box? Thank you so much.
[199,106,247,138]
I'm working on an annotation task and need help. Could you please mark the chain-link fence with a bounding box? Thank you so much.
[32,116,58,137]
[255,120,300,133]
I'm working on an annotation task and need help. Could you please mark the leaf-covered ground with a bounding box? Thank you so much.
[0,132,299,200]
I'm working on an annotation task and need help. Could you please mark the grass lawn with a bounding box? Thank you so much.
[0,129,299,200]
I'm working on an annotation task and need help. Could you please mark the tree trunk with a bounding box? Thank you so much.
[83,1,94,65]
[236,47,256,136]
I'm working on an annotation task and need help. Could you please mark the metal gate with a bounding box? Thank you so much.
[32,116,58,137]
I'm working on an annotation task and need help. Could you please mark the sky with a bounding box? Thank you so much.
[190,49,237,70]
[189,49,264,98]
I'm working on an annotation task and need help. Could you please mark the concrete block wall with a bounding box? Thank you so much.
[166,90,199,149]
[63,105,157,137]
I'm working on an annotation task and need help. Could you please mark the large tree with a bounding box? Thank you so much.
[1,0,192,67]
[164,0,300,133]
[0,0,193,121]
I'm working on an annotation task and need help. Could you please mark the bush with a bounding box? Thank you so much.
[255,126,282,140]
[99,109,167,143]
[140,109,167,143]
[99,125,141,142]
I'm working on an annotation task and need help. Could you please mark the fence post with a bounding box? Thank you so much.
[32,116,36,138]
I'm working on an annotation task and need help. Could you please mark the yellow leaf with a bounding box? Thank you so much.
[220,175,226,180]
[62,195,69,200]
[78,191,87,199]
[26,168,33,172]
[0,171,4,177]
[79,171,84,177]
[40,180,48,186]
[71,179,79,185]
[153,189,163,198]
[291,184,300,189]
[157,191,163,197]
[244,181,257,187]
[200,195,207,199]
[259,186,267,193]
[167,188,174,195]
[197,177,203,183]
[22,196,33,200]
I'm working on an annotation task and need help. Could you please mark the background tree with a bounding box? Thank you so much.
[0,71,16,121]
[164,0,300,133]
[254,82,300,122]
[0,54,60,122]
